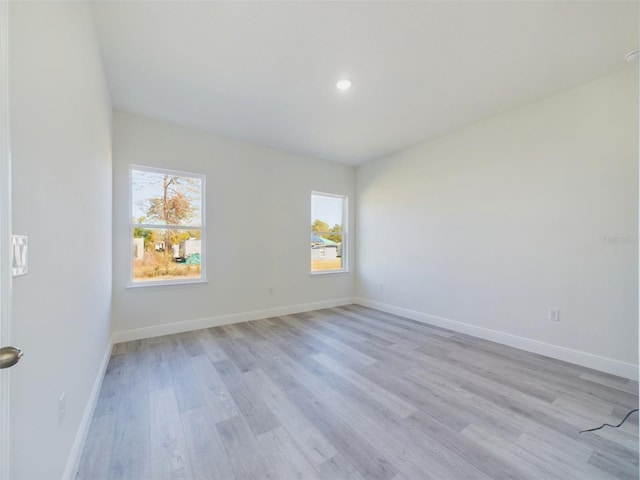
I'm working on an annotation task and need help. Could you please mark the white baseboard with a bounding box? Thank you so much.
[355,297,639,381]
[63,338,114,480]
[112,297,356,344]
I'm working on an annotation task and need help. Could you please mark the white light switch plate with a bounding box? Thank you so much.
[12,235,28,276]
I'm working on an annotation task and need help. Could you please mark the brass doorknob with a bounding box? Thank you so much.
[0,346,23,369]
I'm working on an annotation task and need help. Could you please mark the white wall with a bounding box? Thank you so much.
[112,111,355,337]
[9,3,112,478]
[356,67,638,374]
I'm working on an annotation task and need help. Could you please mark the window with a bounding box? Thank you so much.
[130,166,205,285]
[311,192,347,273]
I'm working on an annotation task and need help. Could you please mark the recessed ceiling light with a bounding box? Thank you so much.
[336,79,352,91]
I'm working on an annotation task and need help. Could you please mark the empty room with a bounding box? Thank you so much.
[0,1,638,479]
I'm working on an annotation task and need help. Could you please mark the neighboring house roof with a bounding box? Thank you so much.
[311,233,337,246]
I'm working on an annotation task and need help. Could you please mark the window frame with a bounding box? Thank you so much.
[128,164,207,287]
[310,191,348,275]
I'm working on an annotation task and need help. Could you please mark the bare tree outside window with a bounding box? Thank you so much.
[130,167,205,284]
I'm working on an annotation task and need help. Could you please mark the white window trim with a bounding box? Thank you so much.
[128,164,207,287]
[310,191,348,275]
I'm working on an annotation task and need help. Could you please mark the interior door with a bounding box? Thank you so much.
[0,3,11,478]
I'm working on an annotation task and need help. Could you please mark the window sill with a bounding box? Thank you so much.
[127,278,208,288]
[310,270,350,276]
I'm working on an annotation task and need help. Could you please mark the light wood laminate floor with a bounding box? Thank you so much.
[77,305,639,479]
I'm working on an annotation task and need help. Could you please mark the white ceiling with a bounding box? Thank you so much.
[91,1,639,166]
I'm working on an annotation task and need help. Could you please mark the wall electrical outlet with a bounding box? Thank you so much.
[549,308,560,322]
[58,393,66,425]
